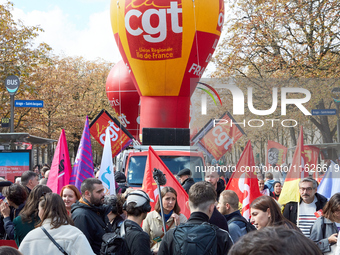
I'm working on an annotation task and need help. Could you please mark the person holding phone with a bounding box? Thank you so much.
[310,193,340,254]
[0,184,28,239]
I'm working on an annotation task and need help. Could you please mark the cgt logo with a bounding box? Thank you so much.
[99,121,121,144]
[125,1,182,43]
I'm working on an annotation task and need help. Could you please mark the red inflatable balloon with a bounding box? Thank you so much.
[111,0,224,134]
[106,61,140,140]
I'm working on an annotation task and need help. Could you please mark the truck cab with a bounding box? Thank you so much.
[122,146,205,188]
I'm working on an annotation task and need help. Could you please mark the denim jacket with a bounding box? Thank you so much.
[310,216,338,253]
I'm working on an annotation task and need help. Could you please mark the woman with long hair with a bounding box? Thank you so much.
[13,185,52,246]
[270,181,282,201]
[60,184,81,215]
[310,193,340,254]
[250,196,298,230]
[19,193,94,255]
[142,186,187,252]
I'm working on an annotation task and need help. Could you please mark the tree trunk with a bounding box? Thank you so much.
[289,126,297,147]
[309,100,335,143]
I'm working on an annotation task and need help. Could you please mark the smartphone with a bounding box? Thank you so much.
[3,198,8,204]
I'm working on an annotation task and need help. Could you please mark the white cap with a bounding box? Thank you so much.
[126,190,150,207]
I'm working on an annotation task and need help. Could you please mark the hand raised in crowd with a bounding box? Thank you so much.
[171,212,180,226]
[0,199,10,218]
[328,233,338,244]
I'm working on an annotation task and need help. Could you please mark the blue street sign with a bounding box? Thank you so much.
[311,109,336,116]
[15,100,44,108]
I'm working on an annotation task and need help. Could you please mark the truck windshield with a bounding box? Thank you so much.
[127,155,205,187]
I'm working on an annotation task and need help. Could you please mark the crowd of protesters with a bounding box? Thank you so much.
[0,161,338,255]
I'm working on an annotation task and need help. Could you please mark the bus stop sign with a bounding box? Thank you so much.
[5,75,20,95]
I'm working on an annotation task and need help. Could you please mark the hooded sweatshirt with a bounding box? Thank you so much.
[264,179,276,193]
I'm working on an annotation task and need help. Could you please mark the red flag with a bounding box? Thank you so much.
[303,145,320,181]
[278,126,308,205]
[89,110,133,158]
[265,140,287,169]
[142,146,190,219]
[198,112,245,161]
[225,140,262,219]
[304,146,319,167]
[47,129,72,194]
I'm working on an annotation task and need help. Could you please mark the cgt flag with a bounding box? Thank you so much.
[278,126,308,205]
[225,140,262,219]
[90,110,133,158]
[98,128,116,195]
[70,116,94,191]
[47,129,72,194]
[195,112,245,161]
[303,145,320,181]
[142,146,190,219]
[265,140,287,169]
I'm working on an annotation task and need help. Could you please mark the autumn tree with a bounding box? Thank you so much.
[0,1,51,131]
[16,56,113,155]
[0,1,114,164]
[213,0,340,143]
[60,56,114,155]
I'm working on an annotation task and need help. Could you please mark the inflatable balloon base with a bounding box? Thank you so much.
[140,96,190,131]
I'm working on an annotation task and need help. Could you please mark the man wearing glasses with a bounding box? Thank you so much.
[283,177,327,237]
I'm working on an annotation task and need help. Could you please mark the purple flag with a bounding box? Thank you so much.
[70,116,94,191]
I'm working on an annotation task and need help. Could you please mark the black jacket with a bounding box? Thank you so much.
[124,219,153,255]
[208,179,228,231]
[71,199,111,255]
[216,179,225,201]
[181,177,195,194]
[111,215,124,232]
[25,186,31,194]
[270,191,280,200]
[283,193,327,225]
[209,207,229,231]
[158,212,233,255]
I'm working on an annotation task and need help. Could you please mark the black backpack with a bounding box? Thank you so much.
[227,216,256,233]
[173,223,218,255]
[100,221,130,255]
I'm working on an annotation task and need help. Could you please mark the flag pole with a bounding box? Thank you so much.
[153,168,167,234]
